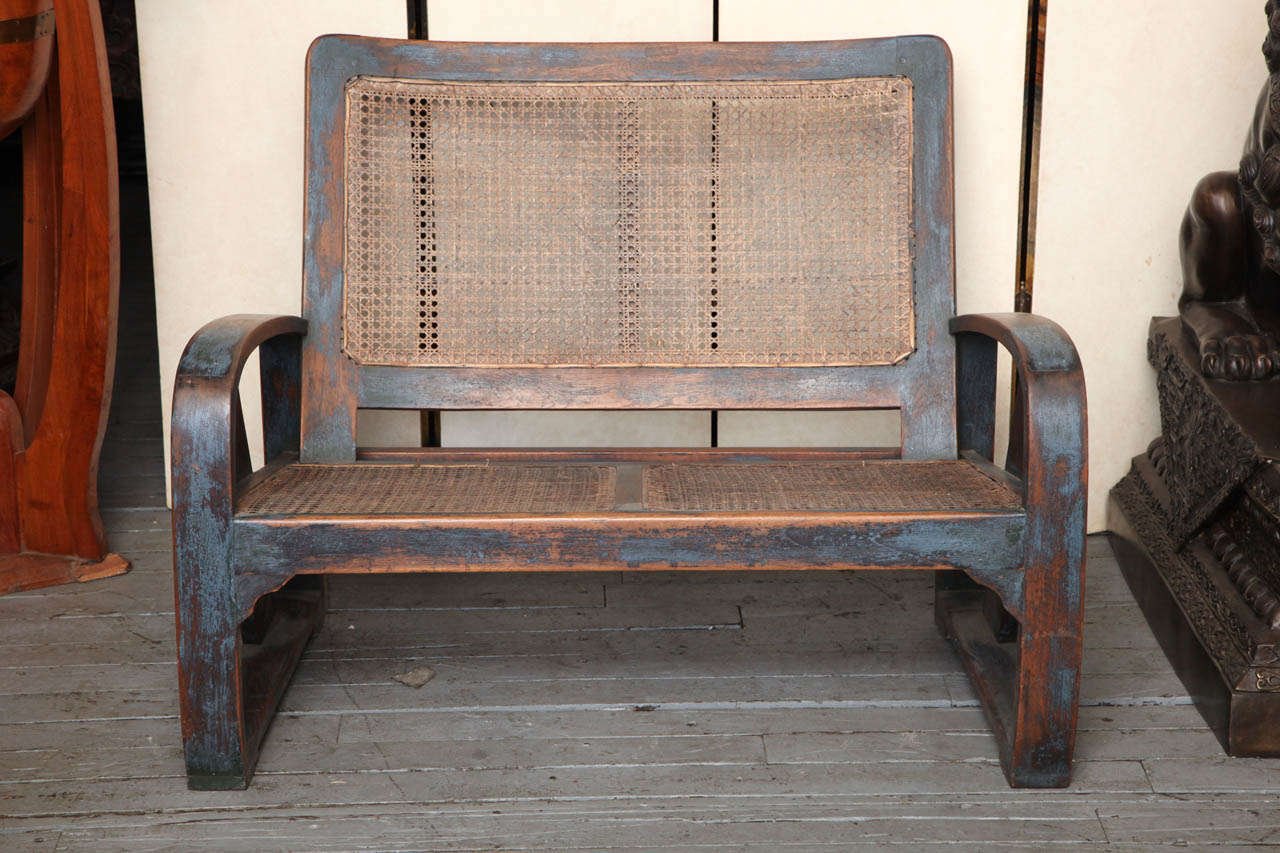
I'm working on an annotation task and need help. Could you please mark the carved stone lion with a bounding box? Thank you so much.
[1180,1,1280,379]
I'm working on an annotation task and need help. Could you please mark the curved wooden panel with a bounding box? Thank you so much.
[0,0,54,138]
[14,0,119,559]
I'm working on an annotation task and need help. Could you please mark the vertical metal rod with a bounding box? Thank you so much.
[407,1,427,40]
[710,0,719,448]
[1015,0,1047,313]
[408,1,435,441]
[1008,0,1047,476]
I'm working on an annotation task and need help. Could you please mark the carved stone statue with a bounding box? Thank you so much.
[1110,3,1280,758]
[1181,1,1280,379]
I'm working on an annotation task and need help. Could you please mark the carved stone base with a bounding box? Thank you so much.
[1110,456,1280,756]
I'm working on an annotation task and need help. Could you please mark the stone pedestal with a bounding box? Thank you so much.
[1109,317,1280,755]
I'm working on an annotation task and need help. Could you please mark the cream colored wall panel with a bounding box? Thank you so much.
[718,411,901,447]
[428,0,710,41]
[356,409,421,447]
[443,412,711,447]
[430,0,713,450]
[357,410,423,448]
[1033,2,1262,531]
[722,0,1023,457]
[139,1,406,503]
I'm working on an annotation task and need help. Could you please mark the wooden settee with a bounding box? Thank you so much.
[171,34,1087,790]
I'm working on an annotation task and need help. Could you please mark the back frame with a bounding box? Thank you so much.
[300,36,956,462]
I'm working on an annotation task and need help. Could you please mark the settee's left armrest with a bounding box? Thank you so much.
[172,314,308,506]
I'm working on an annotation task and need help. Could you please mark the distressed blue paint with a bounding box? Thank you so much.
[937,309,1086,787]
[359,365,904,411]
[955,332,998,459]
[300,35,957,459]
[179,34,1088,789]
[171,315,310,788]
[230,514,1025,580]
[260,334,302,463]
[952,313,1081,374]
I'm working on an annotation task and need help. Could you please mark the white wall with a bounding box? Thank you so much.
[1033,1,1263,530]
[429,0,709,42]
[138,1,407,495]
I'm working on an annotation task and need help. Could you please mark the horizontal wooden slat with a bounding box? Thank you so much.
[360,364,907,410]
[356,446,904,463]
[231,511,1025,573]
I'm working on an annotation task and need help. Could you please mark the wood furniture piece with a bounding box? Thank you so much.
[171,35,1087,790]
[0,0,127,594]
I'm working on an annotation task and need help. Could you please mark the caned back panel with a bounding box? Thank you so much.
[342,78,914,368]
[301,37,956,462]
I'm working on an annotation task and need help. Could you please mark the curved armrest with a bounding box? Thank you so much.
[950,312,1087,511]
[173,315,307,512]
[949,314,1087,785]
[176,314,308,385]
[951,313,1082,375]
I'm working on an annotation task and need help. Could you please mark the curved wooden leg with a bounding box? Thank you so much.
[935,562,1082,788]
[17,0,119,560]
[176,568,326,790]
[15,58,58,447]
[173,323,317,789]
[947,322,1087,788]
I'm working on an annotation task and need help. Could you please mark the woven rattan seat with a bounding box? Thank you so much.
[238,463,617,516]
[642,461,1020,513]
[236,459,1018,517]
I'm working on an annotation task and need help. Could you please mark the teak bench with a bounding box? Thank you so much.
[171,34,1087,790]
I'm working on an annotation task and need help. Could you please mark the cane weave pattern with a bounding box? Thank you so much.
[343,76,915,367]
[643,461,1021,513]
[237,464,617,516]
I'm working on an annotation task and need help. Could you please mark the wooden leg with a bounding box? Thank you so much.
[948,321,1087,787]
[177,598,247,790]
[239,576,326,766]
[174,513,251,789]
[936,557,1082,788]
[178,572,324,790]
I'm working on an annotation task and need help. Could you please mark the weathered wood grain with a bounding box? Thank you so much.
[0,759,1153,821]
[4,795,1163,849]
[278,675,965,715]
[939,312,1087,788]
[1143,756,1280,793]
[8,524,1280,851]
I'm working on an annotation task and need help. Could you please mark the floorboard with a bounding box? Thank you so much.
[4,178,1280,848]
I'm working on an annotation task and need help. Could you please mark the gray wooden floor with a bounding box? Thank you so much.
[4,184,1280,849]
[8,524,1280,851]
